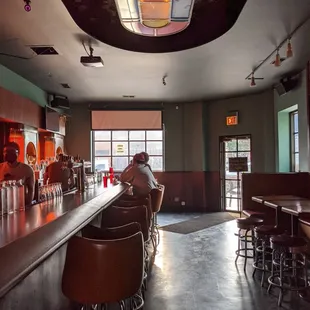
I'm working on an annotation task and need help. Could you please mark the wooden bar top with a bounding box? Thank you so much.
[0,182,129,298]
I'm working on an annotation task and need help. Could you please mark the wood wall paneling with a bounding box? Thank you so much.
[154,171,220,212]
[242,172,310,225]
[0,87,44,129]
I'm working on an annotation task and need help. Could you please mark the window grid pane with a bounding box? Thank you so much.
[93,130,164,171]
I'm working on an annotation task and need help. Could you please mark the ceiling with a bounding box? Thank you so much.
[1,0,310,103]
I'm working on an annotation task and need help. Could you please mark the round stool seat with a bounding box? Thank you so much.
[270,235,307,253]
[254,225,283,238]
[236,217,264,230]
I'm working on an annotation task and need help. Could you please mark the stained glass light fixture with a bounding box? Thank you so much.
[114,0,195,37]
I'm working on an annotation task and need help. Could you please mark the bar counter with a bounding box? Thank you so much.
[0,182,129,308]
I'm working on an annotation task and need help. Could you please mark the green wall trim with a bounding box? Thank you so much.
[0,64,47,107]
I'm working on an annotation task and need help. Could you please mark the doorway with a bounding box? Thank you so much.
[220,135,252,212]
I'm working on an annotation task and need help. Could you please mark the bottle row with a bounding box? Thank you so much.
[0,180,25,217]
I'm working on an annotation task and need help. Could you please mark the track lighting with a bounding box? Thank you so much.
[274,50,281,67]
[250,73,256,87]
[24,0,31,12]
[286,39,293,58]
[245,16,309,86]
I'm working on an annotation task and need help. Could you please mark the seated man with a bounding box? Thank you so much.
[44,154,71,191]
[120,153,157,197]
[140,151,152,172]
[0,142,35,206]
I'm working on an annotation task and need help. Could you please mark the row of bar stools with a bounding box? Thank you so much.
[267,235,309,307]
[252,225,284,287]
[235,217,264,271]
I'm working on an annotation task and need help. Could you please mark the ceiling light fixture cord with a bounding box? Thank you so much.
[245,15,310,80]
[82,41,90,56]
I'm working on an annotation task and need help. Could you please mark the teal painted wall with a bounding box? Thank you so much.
[0,64,47,107]
[274,69,308,172]
[204,90,276,173]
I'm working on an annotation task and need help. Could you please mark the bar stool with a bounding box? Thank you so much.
[101,206,150,293]
[150,184,165,251]
[252,225,284,286]
[267,235,309,307]
[62,232,144,309]
[235,217,264,271]
[113,196,152,231]
[82,222,141,240]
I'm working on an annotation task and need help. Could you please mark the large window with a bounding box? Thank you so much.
[92,130,164,172]
[290,111,299,172]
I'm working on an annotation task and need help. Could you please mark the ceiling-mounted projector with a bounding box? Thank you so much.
[80,55,104,68]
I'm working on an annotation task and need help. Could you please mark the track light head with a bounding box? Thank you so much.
[274,50,281,67]
[286,39,293,58]
[250,73,256,87]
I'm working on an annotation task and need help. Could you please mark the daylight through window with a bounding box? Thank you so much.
[290,110,299,172]
[92,130,164,172]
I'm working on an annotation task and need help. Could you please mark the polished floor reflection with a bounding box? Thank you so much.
[144,213,309,310]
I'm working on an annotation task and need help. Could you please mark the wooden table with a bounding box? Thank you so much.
[252,195,305,227]
[252,195,304,204]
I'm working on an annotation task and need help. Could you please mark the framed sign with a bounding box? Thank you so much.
[229,157,248,172]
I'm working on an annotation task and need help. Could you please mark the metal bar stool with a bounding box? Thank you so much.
[235,217,264,271]
[252,225,284,287]
[267,235,309,307]
[150,184,165,252]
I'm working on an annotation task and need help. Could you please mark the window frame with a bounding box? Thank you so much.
[92,129,165,172]
[290,110,299,172]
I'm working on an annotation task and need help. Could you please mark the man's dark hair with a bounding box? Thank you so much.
[4,141,20,153]
[140,152,149,163]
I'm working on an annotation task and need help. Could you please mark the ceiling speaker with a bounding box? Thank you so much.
[275,75,299,96]
[51,97,70,109]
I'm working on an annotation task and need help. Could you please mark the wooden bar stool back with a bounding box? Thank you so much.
[62,232,144,309]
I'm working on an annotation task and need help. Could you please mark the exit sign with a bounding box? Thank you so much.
[226,115,238,126]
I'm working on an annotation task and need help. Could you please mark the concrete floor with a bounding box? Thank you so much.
[143,213,309,310]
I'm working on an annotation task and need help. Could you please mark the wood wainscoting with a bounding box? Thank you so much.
[153,171,220,213]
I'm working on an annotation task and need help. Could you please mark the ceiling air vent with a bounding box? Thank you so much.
[60,83,71,89]
[122,95,135,98]
[29,46,58,55]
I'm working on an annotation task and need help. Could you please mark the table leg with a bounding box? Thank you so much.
[275,208,279,227]
[291,215,299,236]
